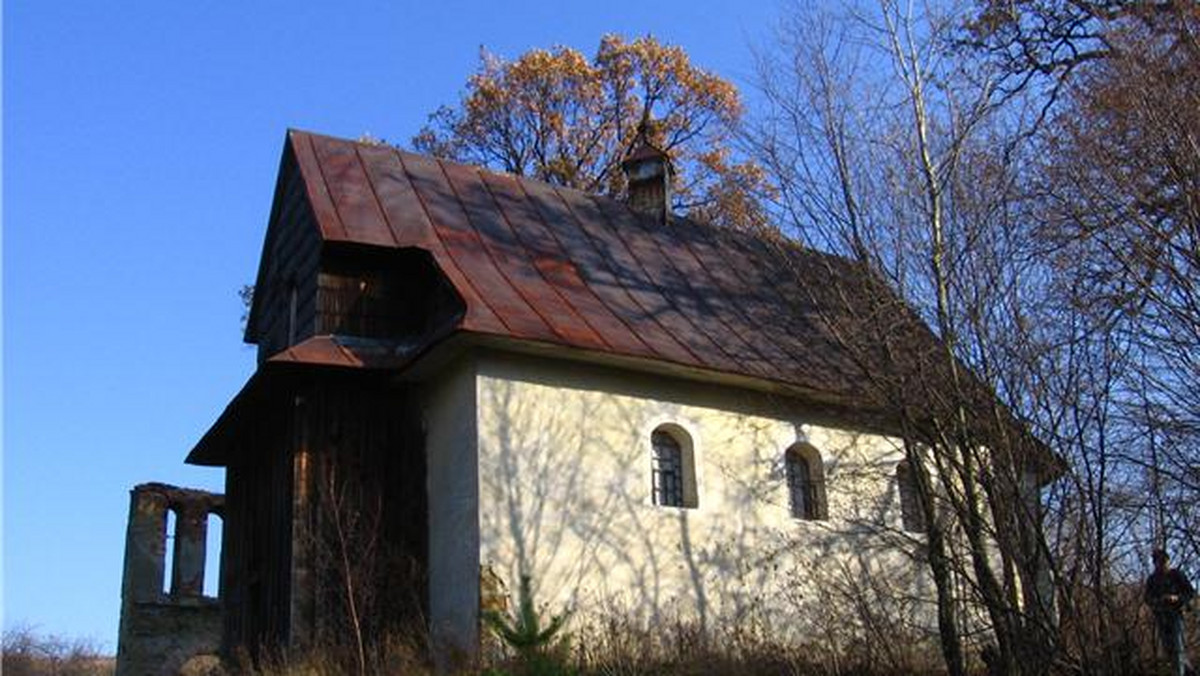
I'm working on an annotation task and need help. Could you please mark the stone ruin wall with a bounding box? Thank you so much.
[116,483,224,676]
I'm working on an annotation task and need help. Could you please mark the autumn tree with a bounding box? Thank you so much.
[412,34,770,230]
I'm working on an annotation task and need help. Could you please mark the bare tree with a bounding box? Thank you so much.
[315,456,383,676]
[749,2,1063,673]
[1030,5,1200,555]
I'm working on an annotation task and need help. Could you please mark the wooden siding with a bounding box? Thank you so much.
[316,269,405,338]
[248,143,467,359]
[251,144,324,363]
[219,374,428,658]
[315,247,466,342]
[298,376,428,643]
[221,388,296,654]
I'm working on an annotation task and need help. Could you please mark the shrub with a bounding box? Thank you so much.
[1,626,114,676]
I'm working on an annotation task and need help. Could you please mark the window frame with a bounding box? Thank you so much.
[648,423,698,509]
[784,443,827,521]
[897,460,927,533]
[651,430,685,507]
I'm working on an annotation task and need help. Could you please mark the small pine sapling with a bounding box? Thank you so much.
[482,575,574,676]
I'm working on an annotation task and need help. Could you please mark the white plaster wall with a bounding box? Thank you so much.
[424,356,480,660]
[473,352,936,642]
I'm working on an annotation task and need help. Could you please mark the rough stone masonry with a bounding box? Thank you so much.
[116,483,224,676]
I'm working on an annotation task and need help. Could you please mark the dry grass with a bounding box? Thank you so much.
[233,611,943,676]
[234,631,431,676]
[12,601,1189,675]
[565,612,942,676]
[1,626,114,676]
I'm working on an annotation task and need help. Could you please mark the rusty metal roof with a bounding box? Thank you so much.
[187,130,1054,469]
[267,335,418,370]
[190,131,913,466]
[281,129,885,402]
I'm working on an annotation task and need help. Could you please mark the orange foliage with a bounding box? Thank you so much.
[413,35,771,230]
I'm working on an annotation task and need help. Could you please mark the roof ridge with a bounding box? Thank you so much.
[272,127,896,406]
[290,128,846,261]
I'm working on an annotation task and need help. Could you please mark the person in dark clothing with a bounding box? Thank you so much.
[1145,548,1196,676]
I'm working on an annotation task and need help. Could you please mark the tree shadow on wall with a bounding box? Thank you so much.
[475,368,937,660]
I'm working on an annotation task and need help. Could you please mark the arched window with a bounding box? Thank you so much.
[897,460,926,533]
[785,444,827,520]
[651,426,697,508]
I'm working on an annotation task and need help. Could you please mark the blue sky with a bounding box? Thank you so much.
[3,0,779,649]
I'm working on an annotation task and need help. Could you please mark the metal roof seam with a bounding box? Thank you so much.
[737,233,877,394]
[432,159,560,342]
[672,221,817,373]
[358,144,441,248]
[507,176,660,358]
[294,132,350,241]
[576,190,736,368]
[692,224,826,374]
[475,169,616,352]
[352,145,403,248]
[547,184,704,367]
[637,223,781,380]
[590,196,769,378]
[333,340,357,367]
[314,135,401,247]
[391,151,513,335]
